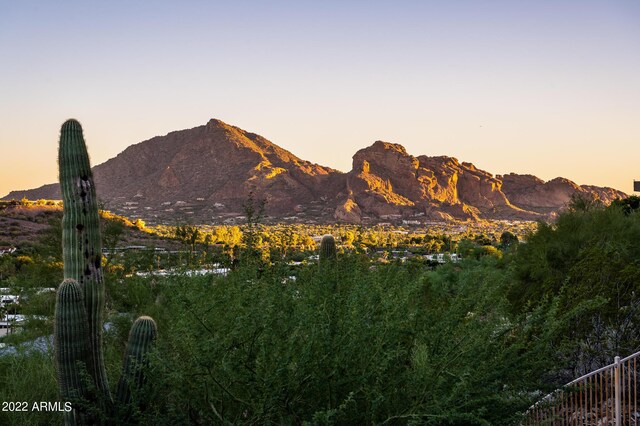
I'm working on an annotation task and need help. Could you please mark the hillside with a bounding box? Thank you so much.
[0,201,179,250]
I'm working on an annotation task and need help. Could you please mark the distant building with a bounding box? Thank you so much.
[0,247,16,256]
[0,295,20,307]
[424,253,460,264]
[635,181,640,192]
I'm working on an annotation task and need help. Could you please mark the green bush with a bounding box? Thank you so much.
[508,201,640,375]
[123,255,543,425]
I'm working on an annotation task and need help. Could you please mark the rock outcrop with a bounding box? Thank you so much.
[341,142,543,221]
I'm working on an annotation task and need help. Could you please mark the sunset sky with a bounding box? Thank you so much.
[1,1,638,197]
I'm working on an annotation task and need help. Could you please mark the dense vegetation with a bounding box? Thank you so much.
[1,196,638,425]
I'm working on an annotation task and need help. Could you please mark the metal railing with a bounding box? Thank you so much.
[524,350,640,425]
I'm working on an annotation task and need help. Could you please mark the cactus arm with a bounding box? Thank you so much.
[58,119,110,399]
[54,278,89,425]
[116,316,158,411]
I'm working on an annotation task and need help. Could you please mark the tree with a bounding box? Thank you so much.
[610,195,640,215]
[103,218,125,266]
[499,231,518,249]
[133,218,146,231]
[241,191,267,265]
[508,203,640,372]
[342,230,355,247]
[175,224,200,253]
[473,233,493,246]
[241,191,266,250]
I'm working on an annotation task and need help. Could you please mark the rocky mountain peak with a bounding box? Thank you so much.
[352,141,419,173]
[206,118,229,128]
[370,140,408,154]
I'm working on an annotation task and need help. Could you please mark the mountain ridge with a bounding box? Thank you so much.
[3,118,627,224]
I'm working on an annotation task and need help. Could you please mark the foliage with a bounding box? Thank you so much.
[508,200,640,375]
[107,254,555,425]
[499,231,518,249]
[610,195,640,215]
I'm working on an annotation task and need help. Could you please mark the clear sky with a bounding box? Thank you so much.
[1,0,638,197]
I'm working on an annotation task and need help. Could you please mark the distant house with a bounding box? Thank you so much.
[424,253,460,264]
[0,247,16,256]
[0,295,20,307]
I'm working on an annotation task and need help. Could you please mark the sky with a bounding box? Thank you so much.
[1,0,639,197]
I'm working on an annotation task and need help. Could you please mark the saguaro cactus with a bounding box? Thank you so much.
[116,316,158,408]
[319,234,337,266]
[54,119,157,425]
[57,118,110,402]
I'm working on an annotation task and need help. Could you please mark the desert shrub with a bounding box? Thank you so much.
[133,255,547,425]
[508,202,640,375]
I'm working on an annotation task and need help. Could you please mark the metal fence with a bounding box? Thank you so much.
[524,351,640,425]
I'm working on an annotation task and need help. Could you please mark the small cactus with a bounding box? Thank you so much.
[54,119,157,424]
[319,234,337,266]
[116,316,158,408]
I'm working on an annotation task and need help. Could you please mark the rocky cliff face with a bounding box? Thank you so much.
[339,141,542,221]
[4,119,627,224]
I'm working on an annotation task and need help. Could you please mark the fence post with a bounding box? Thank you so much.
[615,355,621,425]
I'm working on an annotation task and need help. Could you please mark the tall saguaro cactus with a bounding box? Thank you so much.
[54,119,157,425]
[58,118,110,400]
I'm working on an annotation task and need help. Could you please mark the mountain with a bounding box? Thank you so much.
[3,119,627,224]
